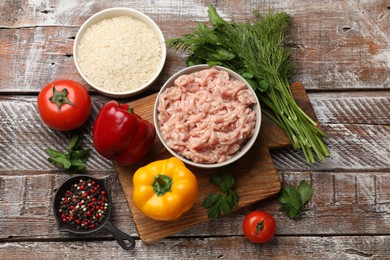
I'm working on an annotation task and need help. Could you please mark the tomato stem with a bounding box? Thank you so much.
[256,217,266,235]
[49,84,75,109]
[153,174,173,196]
[128,107,134,114]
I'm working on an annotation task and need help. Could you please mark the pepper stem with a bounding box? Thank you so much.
[128,107,134,114]
[256,217,266,235]
[153,174,173,196]
[49,84,75,109]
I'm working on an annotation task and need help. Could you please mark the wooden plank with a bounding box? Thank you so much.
[0,236,389,259]
[0,93,388,172]
[0,27,85,92]
[310,91,390,125]
[0,1,389,92]
[1,171,390,240]
[272,123,390,171]
[286,0,390,90]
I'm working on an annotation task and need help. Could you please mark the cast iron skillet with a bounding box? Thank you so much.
[53,175,135,250]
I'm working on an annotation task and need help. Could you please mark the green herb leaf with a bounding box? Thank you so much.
[207,204,221,219]
[186,55,205,66]
[257,79,269,92]
[48,156,72,169]
[45,148,65,158]
[207,60,225,67]
[220,199,232,216]
[298,180,313,204]
[70,148,92,162]
[220,173,235,191]
[208,4,226,26]
[70,159,87,171]
[209,173,235,193]
[241,72,255,79]
[282,199,302,219]
[202,173,238,219]
[278,180,313,219]
[45,134,91,172]
[230,190,239,208]
[193,45,236,61]
[67,134,81,151]
[245,79,258,91]
[202,193,220,208]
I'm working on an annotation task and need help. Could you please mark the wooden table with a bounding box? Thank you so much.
[1,0,389,258]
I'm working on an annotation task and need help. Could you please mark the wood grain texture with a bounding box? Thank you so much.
[272,123,390,171]
[0,0,389,92]
[0,93,388,172]
[0,236,389,259]
[2,171,390,240]
[310,91,390,125]
[0,95,113,171]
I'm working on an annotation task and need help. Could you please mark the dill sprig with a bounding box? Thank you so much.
[167,5,330,163]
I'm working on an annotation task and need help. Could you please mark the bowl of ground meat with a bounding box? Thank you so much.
[154,65,261,168]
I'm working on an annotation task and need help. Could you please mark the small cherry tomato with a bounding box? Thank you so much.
[242,210,276,243]
[37,80,91,131]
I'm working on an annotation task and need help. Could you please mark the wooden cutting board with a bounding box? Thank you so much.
[115,82,318,243]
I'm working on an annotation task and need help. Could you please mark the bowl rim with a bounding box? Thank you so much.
[154,64,262,169]
[73,7,167,98]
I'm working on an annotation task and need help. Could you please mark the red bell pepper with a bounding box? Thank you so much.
[92,100,155,166]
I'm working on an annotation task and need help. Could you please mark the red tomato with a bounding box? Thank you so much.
[242,210,276,243]
[37,80,91,131]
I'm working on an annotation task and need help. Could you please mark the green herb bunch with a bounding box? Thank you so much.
[45,134,91,172]
[202,173,239,219]
[168,5,330,163]
[278,180,313,218]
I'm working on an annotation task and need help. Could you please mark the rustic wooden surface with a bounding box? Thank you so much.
[0,0,389,259]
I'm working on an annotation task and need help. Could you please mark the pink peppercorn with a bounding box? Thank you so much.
[57,178,109,231]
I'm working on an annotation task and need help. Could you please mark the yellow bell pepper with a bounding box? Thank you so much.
[132,157,198,221]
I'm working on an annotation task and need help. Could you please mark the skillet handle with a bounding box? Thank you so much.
[103,221,136,250]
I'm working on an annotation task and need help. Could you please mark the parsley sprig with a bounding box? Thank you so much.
[45,134,91,172]
[202,173,239,219]
[278,180,313,219]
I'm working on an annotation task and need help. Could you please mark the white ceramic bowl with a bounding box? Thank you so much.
[154,65,262,169]
[73,8,166,98]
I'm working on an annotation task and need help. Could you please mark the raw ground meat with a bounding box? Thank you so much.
[157,68,257,164]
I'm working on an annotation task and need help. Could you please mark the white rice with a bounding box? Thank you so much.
[78,16,162,92]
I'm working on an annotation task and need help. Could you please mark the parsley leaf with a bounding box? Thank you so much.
[202,173,239,219]
[298,180,313,203]
[278,180,313,219]
[45,134,91,172]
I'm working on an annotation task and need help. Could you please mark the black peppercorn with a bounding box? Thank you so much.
[58,178,109,230]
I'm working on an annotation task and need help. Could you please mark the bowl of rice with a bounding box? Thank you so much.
[154,65,262,169]
[73,8,166,98]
